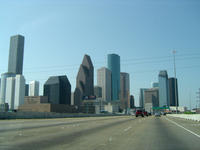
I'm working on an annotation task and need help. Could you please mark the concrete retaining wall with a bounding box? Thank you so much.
[0,112,125,119]
[167,114,200,122]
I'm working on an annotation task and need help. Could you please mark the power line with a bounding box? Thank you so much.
[1,53,200,74]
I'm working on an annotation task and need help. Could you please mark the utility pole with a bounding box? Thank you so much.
[173,50,178,114]
[189,92,191,111]
[196,88,200,109]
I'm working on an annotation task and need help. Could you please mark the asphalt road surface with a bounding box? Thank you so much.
[0,115,200,150]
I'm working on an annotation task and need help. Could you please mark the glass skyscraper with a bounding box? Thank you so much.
[158,70,169,107]
[169,78,179,106]
[107,54,120,101]
[8,35,24,74]
[139,88,148,108]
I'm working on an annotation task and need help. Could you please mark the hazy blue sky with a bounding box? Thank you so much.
[0,0,200,108]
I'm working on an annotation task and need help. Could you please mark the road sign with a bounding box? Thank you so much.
[152,106,169,110]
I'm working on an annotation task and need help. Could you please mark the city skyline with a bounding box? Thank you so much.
[0,0,200,108]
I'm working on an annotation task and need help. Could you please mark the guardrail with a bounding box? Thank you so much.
[167,114,200,122]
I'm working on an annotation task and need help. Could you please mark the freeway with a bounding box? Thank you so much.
[0,116,200,150]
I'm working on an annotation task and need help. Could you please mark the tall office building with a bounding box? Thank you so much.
[130,95,135,108]
[14,75,25,109]
[5,77,16,110]
[44,75,71,105]
[8,35,24,74]
[139,88,148,108]
[158,70,169,107]
[94,86,102,98]
[120,72,130,110]
[0,72,16,104]
[5,75,25,110]
[97,67,111,101]
[169,78,179,106]
[0,79,1,97]
[29,81,39,96]
[151,82,159,88]
[144,88,159,113]
[25,84,29,96]
[74,55,94,106]
[71,92,74,105]
[107,54,120,101]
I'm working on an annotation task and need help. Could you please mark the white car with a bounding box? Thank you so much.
[154,112,161,117]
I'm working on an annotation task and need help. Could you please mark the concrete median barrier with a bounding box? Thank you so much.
[0,112,126,119]
[167,114,200,122]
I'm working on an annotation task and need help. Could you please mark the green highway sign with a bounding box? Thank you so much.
[152,106,169,110]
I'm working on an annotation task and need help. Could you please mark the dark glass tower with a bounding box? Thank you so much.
[130,95,135,108]
[107,54,120,101]
[8,35,25,74]
[169,78,179,106]
[158,70,169,107]
[74,55,94,106]
[25,84,29,96]
[44,75,71,105]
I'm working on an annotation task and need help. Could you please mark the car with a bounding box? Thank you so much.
[135,110,144,117]
[154,112,161,117]
[161,112,166,115]
[100,110,109,114]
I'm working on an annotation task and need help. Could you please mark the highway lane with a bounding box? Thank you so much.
[0,116,200,150]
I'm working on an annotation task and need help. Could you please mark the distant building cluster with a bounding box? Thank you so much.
[139,70,179,113]
[0,34,135,114]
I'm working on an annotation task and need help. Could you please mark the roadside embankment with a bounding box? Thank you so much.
[167,114,200,122]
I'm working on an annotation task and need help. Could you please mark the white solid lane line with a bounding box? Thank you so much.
[165,117,200,138]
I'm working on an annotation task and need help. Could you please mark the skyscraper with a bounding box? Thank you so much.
[5,75,25,110]
[97,67,111,102]
[130,95,135,108]
[139,88,148,108]
[94,86,102,98]
[169,78,179,106]
[29,81,39,96]
[44,75,71,105]
[74,55,94,106]
[5,77,15,110]
[0,72,16,104]
[107,54,120,101]
[144,88,159,113]
[8,35,24,74]
[120,72,130,110]
[158,70,169,107]
[14,75,25,109]
[151,82,159,88]
[25,84,29,96]
[0,78,1,93]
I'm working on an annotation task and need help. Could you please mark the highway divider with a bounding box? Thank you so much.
[0,112,126,119]
[167,114,200,122]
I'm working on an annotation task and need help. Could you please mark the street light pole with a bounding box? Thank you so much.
[173,50,178,114]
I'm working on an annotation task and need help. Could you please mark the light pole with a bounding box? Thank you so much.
[173,50,178,114]
[189,92,191,111]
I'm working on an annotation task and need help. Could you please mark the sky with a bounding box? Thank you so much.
[0,0,200,108]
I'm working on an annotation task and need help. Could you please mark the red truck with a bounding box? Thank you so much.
[135,110,144,117]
